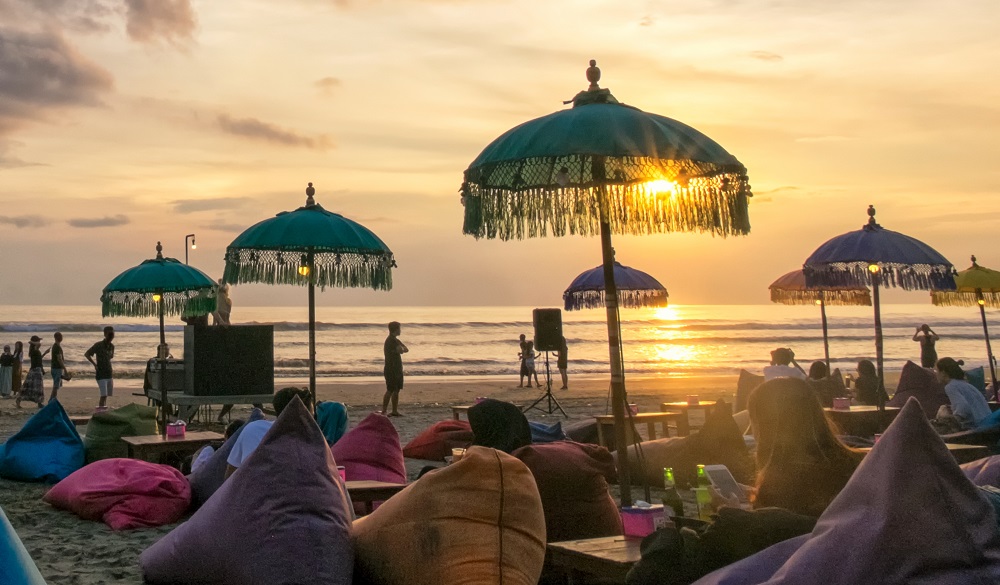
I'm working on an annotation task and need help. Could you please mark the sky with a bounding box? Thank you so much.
[2,0,999,309]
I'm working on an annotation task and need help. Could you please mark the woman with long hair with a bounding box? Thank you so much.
[11,341,23,397]
[746,377,864,517]
[853,359,887,406]
[17,336,46,408]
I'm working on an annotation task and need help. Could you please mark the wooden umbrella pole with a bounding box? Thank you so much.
[600,219,631,507]
[159,293,167,437]
[978,291,998,398]
[871,274,885,413]
[820,296,831,371]
[307,249,317,413]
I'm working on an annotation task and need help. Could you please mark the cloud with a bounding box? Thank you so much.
[639,15,655,26]
[173,197,253,214]
[0,27,114,135]
[123,0,197,45]
[314,76,341,96]
[216,114,333,150]
[749,50,783,62]
[67,214,130,228]
[0,215,50,228]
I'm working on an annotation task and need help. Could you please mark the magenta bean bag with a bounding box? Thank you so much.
[139,397,354,585]
[403,420,474,461]
[694,398,1000,585]
[43,458,191,530]
[512,441,622,542]
[962,455,1000,488]
[331,413,406,484]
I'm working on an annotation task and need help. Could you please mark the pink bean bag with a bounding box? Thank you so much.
[43,458,191,530]
[403,420,474,461]
[513,441,622,542]
[962,455,1000,487]
[331,412,406,484]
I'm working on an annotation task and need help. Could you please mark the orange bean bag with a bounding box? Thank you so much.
[352,446,545,585]
[402,420,474,461]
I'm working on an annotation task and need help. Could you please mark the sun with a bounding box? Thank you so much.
[644,179,678,196]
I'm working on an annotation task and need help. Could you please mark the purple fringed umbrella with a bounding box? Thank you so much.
[804,205,955,410]
[564,262,668,311]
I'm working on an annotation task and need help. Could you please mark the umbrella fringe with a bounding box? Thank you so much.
[931,291,1000,309]
[769,289,872,306]
[101,290,217,318]
[804,263,956,291]
[461,158,751,240]
[563,289,669,311]
[223,248,394,292]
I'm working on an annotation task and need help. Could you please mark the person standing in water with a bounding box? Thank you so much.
[913,324,939,368]
[381,321,408,417]
[85,326,115,409]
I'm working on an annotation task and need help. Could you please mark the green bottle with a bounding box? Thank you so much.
[696,464,711,487]
[662,467,684,518]
[695,464,713,520]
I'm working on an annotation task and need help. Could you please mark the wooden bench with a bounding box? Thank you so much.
[547,536,643,584]
[122,431,225,467]
[452,405,472,420]
[824,405,901,437]
[595,412,687,450]
[345,480,408,514]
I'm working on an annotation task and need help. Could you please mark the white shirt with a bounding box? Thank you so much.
[226,420,274,469]
[762,365,807,381]
[944,379,992,429]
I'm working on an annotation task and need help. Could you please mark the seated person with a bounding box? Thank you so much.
[807,361,828,381]
[467,399,531,454]
[762,348,807,381]
[853,359,888,406]
[225,387,312,477]
[713,377,864,518]
[935,357,992,431]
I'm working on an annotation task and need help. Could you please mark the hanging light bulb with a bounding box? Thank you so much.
[868,264,880,274]
[152,293,162,303]
[298,255,310,277]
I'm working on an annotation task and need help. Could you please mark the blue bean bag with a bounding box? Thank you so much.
[529,421,566,443]
[317,401,350,445]
[967,366,988,395]
[0,506,46,585]
[0,400,84,483]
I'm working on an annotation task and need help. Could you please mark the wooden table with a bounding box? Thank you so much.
[345,480,408,514]
[595,412,687,450]
[69,416,91,428]
[859,443,991,464]
[452,405,472,421]
[547,536,642,584]
[660,400,728,431]
[122,431,225,466]
[169,394,274,422]
[824,405,901,437]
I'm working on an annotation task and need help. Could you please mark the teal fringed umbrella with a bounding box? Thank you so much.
[461,61,752,507]
[101,242,217,435]
[224,183,395,406]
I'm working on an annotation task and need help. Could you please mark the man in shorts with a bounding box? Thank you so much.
[85,326,115,408]
[381,321,408,417]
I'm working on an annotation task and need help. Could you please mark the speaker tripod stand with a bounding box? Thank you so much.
[522,351,567,417]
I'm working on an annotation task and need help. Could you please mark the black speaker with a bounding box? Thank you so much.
[533,308,563,352]
[184,325,274,396]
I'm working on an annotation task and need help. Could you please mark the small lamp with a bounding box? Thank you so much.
[298,255,310,277]
[152,293,162,303]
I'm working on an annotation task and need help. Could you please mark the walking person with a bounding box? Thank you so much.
[85,326,115,409]
[11,340,23,397]
[555,335,569,390]
[381,321,408,417]
[0,345,13,398]
[16,336,46,408]
[517,334,530,387]
[913,324,939,368]
[48,331,66,404]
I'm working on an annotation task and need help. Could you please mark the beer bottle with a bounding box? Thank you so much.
[662,467,684,518]
[695,464,713,521]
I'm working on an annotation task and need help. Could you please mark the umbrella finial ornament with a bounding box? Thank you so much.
[155,241,163,259]
[586,59,601,90]
[305,182,316,207]
[864,204,881,230]
[972,255,978,267]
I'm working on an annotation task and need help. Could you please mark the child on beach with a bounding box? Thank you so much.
[524,341,541,388]
[517,334,530,387]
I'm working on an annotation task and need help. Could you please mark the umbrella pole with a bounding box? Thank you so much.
[599,219,633,507]
[308,250,317,413]
[978,293,998,399]
[871,276,885,413]
[820,296,831,371]
[159,295,167,437]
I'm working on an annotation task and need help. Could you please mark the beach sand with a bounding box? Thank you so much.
[0,372,899,584]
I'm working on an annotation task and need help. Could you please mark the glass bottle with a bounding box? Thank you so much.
[662,467,684,518]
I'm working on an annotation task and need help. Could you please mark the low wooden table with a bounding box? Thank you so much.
[452,405,472,421]
[122,431,225,466]
[824,405,901,437]
[345,480,408,514]
[595,412,687,450]
[660,400,728,430]
[547,536,643,584]
[859,443,991,464]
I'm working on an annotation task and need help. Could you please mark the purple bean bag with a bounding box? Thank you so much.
[963,455,1000,488]
[330,412,406,484]
[139,397,354,585]
[887,360,948,418]
[694,398,1000,585]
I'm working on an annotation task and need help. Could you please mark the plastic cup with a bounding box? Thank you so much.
[452,448,466,462]
[628,403,639,415]
[337,466,346,482]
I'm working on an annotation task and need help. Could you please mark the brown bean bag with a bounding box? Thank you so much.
[887,360,947,418]
[736,370,764,412]
[616,400,754,488]
[353,446,545,585]
[402,420,474,461]
[513,441,622,542]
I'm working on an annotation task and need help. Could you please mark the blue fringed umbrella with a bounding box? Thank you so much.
[804,206,955,408]
[101,242,217,435]
[461,61,752,506]
[564,262,668,311]
[224,183,395,406]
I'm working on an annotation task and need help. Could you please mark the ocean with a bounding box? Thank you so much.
[0,304,996,381]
